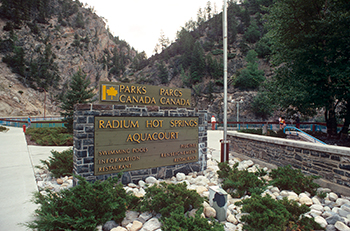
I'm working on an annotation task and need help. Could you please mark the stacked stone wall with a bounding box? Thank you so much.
[73,104,207,185]
[228,132,350,189]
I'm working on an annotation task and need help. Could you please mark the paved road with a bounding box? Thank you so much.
[0,126,223,230]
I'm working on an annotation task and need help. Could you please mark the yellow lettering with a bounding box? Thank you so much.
[120,95,126,103]
[123,120,130,128]
[130,120,139,128]
[99,120,105,128]
[160,88,165,95]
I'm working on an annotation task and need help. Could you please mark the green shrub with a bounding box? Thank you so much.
[39,149,73,178]
[217,162,267,198]
[161,206,224,231]
[27,175,137,231]
[0,125,9,132]
[235,194,324,231]
[26,127,73,146]
[138,182,204,217]
[211,49,223,55]
[269,165,320,196]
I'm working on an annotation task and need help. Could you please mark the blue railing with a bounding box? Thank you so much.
[283,126,327,145]
[0,117,65,128]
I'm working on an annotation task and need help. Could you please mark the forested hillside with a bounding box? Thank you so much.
[0,0,349,137]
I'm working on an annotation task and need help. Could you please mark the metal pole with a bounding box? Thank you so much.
[37,87,46,119]
[237,102,239,128]
[223,0,228,162]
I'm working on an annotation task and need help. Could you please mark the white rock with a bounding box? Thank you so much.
[138,180,146,188]
[128,183,138,188]
[202,191,210,198]
[288,195,299,201]
[333,207,341,214]
[203,201,211,208]
[342,204,350,213]
[335,221,350,231]
[336,198,350,207]
[312,197,321,205]
[122,211,140,227]
[140,218,162,231]
[315,216,328,228]
[299,195,313,206]
[224,222,236,231]
[196,186,208,195]
[280,190,290,197]
[329,192,339,202]
[339,208,350,218]
[111,227,127,231]
[204,206,216,218]
[247,166,258,173]
[145,176,158,184]
[310,209,323,217]
[227,214,238,224]
[176,172,186,181]
[130,220,143,231]
[193,176,209,186]
[236,223,244,231]
[310,204,324,212]
[269,187,280,194]
[322,211,334,218]
[139,212,153,222]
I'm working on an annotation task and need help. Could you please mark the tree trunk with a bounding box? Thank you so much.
[325,107,338,137]
[339,102,350,139]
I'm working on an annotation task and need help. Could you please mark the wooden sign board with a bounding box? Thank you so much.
[94,116,199,175]
[99,81,192,108]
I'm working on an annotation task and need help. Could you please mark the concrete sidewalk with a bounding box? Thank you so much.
[0,126,70,231]
[0,126,38,231]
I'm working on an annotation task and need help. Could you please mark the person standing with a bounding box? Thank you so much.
[211,115,216,130]
[28,116,31,128]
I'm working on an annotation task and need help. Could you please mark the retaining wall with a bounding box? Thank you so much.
[228,131,350,191]
[73,104,207,185]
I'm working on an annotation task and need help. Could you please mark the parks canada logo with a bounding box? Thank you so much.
[101,84,119,101]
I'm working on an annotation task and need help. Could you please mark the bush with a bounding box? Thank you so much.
[27,175,138,231]
[26,127,73,146]
[269,165,320,196]
[0,125,9,132]
[39,149,73,178]
[138,182,204,217]
[161,206,224,231]
[236,194,324,231]
[217,162,267,198]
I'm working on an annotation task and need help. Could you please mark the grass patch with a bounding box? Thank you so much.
[26,127,73,146]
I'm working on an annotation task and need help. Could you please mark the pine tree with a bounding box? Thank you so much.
[60,69,95,133]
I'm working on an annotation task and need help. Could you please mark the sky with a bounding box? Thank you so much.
[80,0,225,57]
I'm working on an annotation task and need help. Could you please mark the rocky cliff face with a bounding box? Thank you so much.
[0,0,135,117]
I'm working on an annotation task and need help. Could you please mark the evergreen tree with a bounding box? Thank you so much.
[60,69,95,133]
[157,61,168,84]
[266,0,350,136]
[190,41,206,83]
[234,50,264,89]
